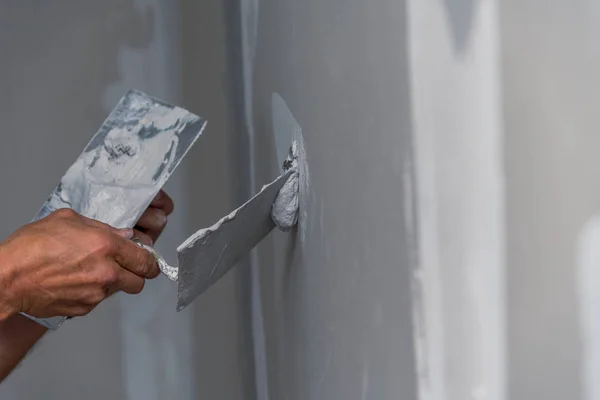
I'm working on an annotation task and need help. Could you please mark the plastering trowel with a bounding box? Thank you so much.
[26,90,207,330]
[138,142,299,311]
[175,165,297,311]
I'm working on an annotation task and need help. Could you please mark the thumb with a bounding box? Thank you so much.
[114,228,134,239]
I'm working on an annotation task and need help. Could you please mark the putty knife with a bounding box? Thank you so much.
[26,90,206,330]
[175,168,294,311]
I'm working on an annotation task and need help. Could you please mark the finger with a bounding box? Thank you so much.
[135,207,167,236]
[116,228,134,239]
[132,229,153,246]
[50,303,95,318]
[113,265,146,295]
[78,214,114,230]
[150,190,174,215]
[78,215,130,237]
[111,236,160,279]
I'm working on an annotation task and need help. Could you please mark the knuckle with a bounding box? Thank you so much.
[136,232,153,247]
[84,289,106,305]
[136,258,151,276]
[163,192,174,210]
[132,278,145,295]
[148,262,160,279]
[53,208,78,219]
[99,268,119,288]
[143,256,158,278]
[72,306,94,317]
[90,233,115,255]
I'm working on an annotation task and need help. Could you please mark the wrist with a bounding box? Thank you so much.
[0,244,20,320]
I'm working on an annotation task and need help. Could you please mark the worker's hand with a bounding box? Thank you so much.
[0,209,159,320]
[132,190,174,246]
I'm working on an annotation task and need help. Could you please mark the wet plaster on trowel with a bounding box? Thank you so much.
[271,141,300,231]
[38,91,204,229]
[175,166,295,311]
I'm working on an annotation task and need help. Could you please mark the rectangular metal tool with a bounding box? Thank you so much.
[26,90,206,330]
[176,169,293,311]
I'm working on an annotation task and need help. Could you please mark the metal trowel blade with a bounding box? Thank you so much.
[176,169,293,311]
[26,90,206,330]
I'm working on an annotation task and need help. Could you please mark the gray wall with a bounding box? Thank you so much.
[0,2,247,399]
[246,0,418,398]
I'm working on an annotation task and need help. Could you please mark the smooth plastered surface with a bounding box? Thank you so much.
[271,142,299,231]
[247,0,418,396]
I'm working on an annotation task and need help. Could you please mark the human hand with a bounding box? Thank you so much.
[0,208,159,320]
[132,190,174,246]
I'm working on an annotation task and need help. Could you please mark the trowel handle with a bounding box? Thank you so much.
[131,238,178,282]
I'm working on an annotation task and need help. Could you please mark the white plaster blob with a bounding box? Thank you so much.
[271,141,299,231]
[271,93,310,242]
[135,240,179,281]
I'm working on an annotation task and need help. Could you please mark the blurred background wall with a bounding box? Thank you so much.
[502,2,600,400]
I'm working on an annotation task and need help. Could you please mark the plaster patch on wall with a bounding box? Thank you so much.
[577,215,600,400]
[272,93,310,243]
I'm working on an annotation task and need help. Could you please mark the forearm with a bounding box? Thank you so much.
[0,314,47,381]
[0,244,47,381]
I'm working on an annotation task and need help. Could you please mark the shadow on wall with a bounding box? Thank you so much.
[443,0,478,53]
[0,1,156,224]
[0,0,155,148]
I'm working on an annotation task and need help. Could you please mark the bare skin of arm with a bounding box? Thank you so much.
[0,190,174,381]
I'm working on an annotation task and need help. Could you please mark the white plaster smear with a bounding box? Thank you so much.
[38,90,204,229]
[272,93,310,242]
[271,141,299,231]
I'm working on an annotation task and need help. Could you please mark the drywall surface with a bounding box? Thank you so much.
[501,2,600,400]
[407,1,505,400]
[246,0,418,398]
[0,1,246,399]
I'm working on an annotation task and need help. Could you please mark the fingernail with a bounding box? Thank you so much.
[156,209,167,226]
[117,228,134,239]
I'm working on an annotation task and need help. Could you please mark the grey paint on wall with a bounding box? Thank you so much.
[243,0,419,398]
